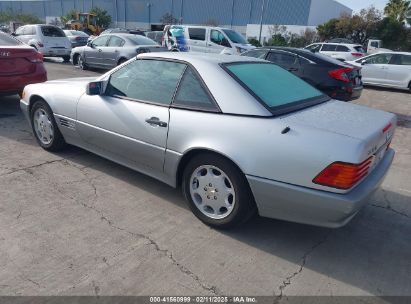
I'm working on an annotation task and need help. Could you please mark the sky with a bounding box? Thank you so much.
[338,0,388,13]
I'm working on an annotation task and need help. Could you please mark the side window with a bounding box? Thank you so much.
[336,45,349,52]
[243,49,267,59]
[108,36,124,47]
[365,53,393,65]
[321,44,337,51]
[92,35,110,47]
[370,41,379,48]
[174,67,217,111]
[267,52,298,67]
[188,28,206,41]
[15,26,25,36]
[306,44,321,52]
[210,30,231,47]
[398,55,411,65]
[106,59,186,105]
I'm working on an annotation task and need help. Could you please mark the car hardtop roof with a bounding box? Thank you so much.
[138,52,266,65]
[311,42,363,47]
[168,24,232,31]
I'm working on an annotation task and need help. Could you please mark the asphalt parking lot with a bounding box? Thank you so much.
[0,59,410,298]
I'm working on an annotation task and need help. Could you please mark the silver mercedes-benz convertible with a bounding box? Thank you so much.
[20,53,396,229]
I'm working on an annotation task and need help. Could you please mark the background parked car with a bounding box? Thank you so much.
[347,52,411,92]
[242,47,363,101]
[305,42,366,61]
[163,25,253,54]
[63,30,89,48]
[0,31,46,96]
[146,31,164,45]
[71,33,164,70]
[13,24,72,62]
[100,28,146,36]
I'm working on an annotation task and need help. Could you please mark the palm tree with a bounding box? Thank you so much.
[384,0,411,23]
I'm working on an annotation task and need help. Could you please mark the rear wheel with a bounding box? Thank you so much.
[408,81,411,93]
[77,55,88,70]
[30,100,67,151]
[182,153,256,229]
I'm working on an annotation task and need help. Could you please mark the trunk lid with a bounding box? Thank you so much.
[0,46,38,76]
[282,100,396,162]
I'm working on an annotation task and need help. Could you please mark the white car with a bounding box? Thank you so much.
[347,52,411,92]
[305,42,366,62]
[13,24,72,62]
[163,25,254,55]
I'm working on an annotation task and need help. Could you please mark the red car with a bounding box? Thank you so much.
[0,31,47,96]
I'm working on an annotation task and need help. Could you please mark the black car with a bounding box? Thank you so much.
[242,47,363,101]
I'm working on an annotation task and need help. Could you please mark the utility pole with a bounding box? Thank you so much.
[147,2,152,30]
[258,0,266,44]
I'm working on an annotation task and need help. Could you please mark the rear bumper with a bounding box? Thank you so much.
[39,47,71,57]
[0,64,47,95]
[247,148,394,228]
[324,85,363,102]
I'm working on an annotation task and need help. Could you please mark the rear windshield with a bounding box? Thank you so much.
[354,46,365,53]
[127,35,157,45]
[0,33,22,46]
[41,26,65,37]
[224,63,328,115]
[66,30,89,37]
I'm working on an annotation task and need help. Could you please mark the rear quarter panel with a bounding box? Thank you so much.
[167,107,363,194]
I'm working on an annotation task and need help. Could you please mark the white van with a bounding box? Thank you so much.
[14,24,72,62]
[163,25,253,55]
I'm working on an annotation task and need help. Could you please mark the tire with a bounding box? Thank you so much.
[77,54,88,70]
[30,100,67,151]
[182,153,256,229]
[117,58,128,66]
[408,81,411,93]
[62,55,70,63]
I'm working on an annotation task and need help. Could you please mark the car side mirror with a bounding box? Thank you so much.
[86,81,105,96]
[222,38,231,48]
[87,41,94,48]
[361,60,367,65]
[11,32,16,36]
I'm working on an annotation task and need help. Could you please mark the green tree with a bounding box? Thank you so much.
[89,6,112,29]
[60,9,78,25]
[384,0,410,23]
[317,18,339,41]
[248,38,261,47]
[376,17,409,50]
[0,8,43,25]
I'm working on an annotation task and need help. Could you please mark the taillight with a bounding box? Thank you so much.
[351,53,364,57]
[313,157,373,190]
[328,67,353,83]
[30,51,43,63]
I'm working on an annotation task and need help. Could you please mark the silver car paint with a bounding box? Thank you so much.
[71,33,165,69]
[20,53,396,227]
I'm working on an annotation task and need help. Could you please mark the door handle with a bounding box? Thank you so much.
[98,49,102,52]
[145,117,167,127]
[288,68,298,72]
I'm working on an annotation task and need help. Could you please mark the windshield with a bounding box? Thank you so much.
[0,32,22,46]
[128,35,157,45]
[222,29,247,44]
[224,63,328,115]
[41,26,65,37]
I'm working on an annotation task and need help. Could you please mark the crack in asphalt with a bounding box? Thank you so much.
[0,159,65,177]
[370,189,410,219]
[274,233,331,303]
[16,158,220,296]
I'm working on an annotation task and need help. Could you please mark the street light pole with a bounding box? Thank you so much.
[258,0,266,45]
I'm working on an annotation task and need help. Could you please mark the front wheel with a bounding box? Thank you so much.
[30,100,67,151]
[182,153,256,229]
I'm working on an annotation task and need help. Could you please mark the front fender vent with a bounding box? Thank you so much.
[59,118,75,130]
